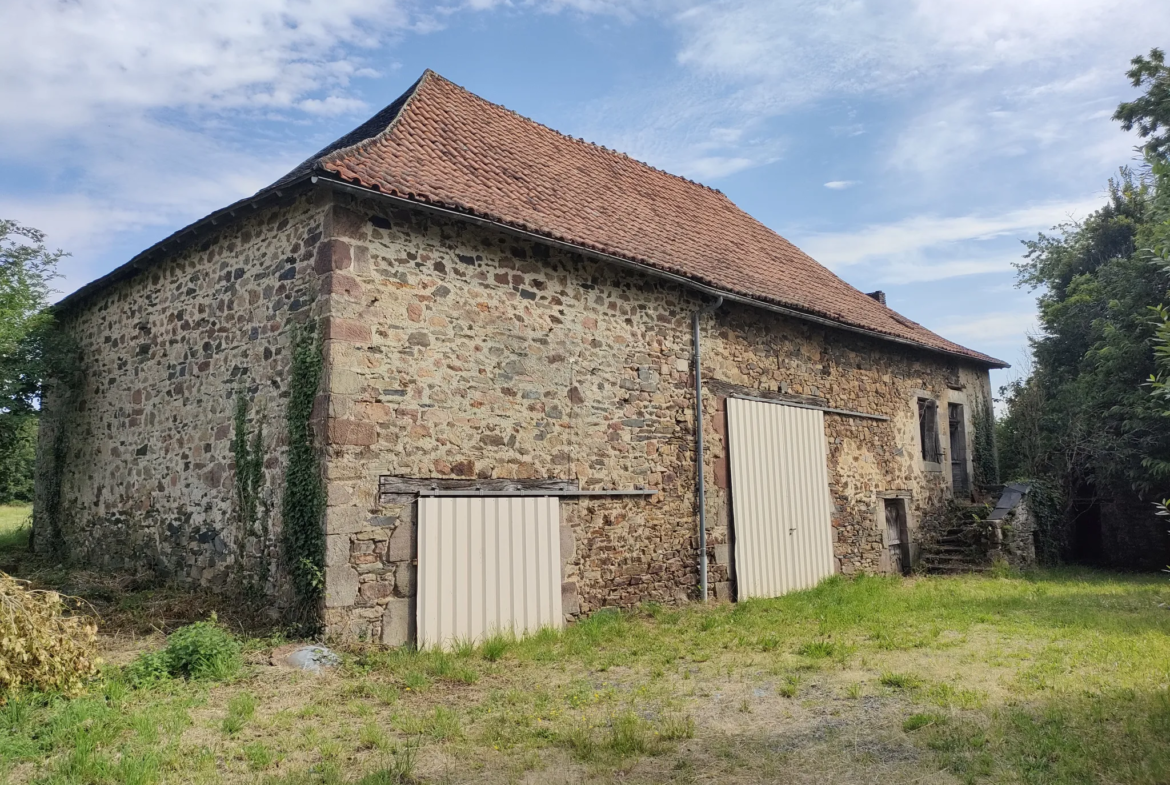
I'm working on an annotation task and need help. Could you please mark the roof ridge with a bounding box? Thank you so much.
[421,70,728,198]
[315,70,433,174]
[262,72,427,193]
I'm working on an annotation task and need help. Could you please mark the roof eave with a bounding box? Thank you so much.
[313,174,1010,370]
[51,175,317,315]
[51,171,1009,371]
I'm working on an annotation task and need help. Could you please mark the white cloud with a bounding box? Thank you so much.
[0,196,164,300]
[0,108,300,301]
[552,0,1167,186]
[669,0,1166,103]
[0,0,452,295]
[934,310,1039,345]
[568,81,787,183]
[790,197,1107,284]
[824,181,859,190]
[0,0,424,142]
[799,198,1104,270]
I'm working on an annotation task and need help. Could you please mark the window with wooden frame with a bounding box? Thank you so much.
[917,398,942,464]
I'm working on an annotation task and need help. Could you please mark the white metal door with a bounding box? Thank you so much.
[417,496,563,649]
[727,398,836,599]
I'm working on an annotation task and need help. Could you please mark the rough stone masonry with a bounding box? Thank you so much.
[36,185,994,643]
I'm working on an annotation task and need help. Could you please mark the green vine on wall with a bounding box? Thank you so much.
[232,393,270,597]
[34,323,82,558]
[971,395,999,490]
[280,322,325,627]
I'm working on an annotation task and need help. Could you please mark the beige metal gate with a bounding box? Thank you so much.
[727,398,836,599]
[417,496,563,649]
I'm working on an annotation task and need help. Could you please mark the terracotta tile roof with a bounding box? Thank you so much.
[286,71,1005,367]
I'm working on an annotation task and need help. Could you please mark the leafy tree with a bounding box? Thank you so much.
[0,221,65,504]
[0,417,37,504]
[1114,48,1170,160]
[998,49,1170,565]
[1008,169,1170,489]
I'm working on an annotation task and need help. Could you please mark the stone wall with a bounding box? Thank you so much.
[34,189,331,600]
[317,190,994,642]
[36,181,996,639]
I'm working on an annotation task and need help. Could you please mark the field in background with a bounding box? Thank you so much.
[1,524,1169,784]
[0,504,31,551]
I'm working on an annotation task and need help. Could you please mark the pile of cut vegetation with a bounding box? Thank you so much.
[0,571,99,700]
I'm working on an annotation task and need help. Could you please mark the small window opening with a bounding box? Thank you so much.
[917,398,941,463]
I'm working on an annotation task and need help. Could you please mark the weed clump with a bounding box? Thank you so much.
[125,615,242,686]
[481,633,510,662]
[903,712,943,732]
[797,638,842,659]
[880,671,922,690]
[561,711,692,763]
[0,572,99,700]
[222,692,258,735]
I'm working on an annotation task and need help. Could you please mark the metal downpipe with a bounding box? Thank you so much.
[693,295,723,602]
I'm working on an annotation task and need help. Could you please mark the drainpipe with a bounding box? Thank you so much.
[693,295,723,602]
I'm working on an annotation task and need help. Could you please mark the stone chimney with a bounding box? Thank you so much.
[866,290,887,306]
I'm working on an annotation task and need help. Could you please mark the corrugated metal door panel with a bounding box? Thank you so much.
[728,398,835,599]
[417,496,563,650]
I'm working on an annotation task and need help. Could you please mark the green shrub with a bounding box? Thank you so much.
[163,618,242,680]
[125,616,242,686]
[124,650,171,688]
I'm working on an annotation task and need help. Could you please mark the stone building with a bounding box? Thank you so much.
[35,71,1005,645]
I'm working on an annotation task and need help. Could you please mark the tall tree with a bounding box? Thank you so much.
[0,221,65,504]
[1114,48,1170,160]
[997,47,1170,565]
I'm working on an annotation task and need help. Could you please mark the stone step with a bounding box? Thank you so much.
[922,553,990,563]
[924,563,990,574]
[923,546,979,556]
[928,543,973,552]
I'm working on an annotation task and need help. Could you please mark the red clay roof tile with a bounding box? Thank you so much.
[297,71,1005,367]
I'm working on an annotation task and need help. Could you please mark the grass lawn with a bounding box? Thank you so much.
[2,542,1169,784]
[0,504,31,551]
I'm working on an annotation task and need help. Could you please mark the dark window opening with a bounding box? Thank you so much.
[884,498,910,576]
[948,403,969,496]
[917,398,941,463]
[1070,485,1103,566]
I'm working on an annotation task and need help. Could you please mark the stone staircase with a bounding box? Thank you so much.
[919,484,1033,574]
[919,522,992,574]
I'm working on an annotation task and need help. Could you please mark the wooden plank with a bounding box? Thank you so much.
[379,476,579,505]
[706,379,828,409]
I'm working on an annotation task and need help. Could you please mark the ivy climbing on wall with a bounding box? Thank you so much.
[232,392,270,597]
[33,324,82,558]
[971,394,999,490]
[280,322,325,628]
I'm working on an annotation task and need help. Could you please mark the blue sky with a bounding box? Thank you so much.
[3,1,1167,396]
